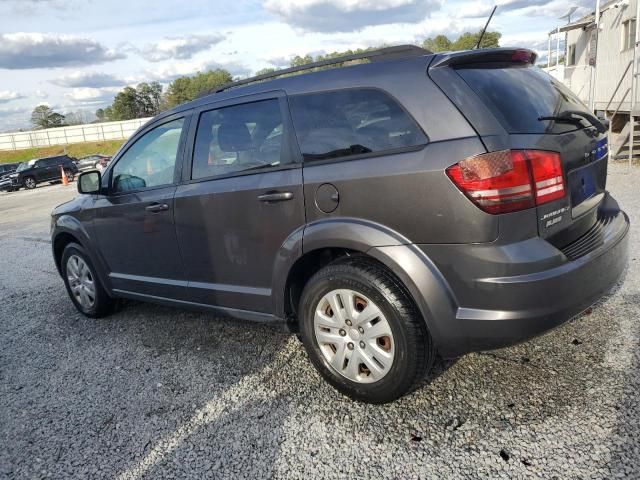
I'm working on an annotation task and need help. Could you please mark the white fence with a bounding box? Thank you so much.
[0,118,152,151]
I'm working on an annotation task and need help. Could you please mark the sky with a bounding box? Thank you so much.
[0,0,594,132]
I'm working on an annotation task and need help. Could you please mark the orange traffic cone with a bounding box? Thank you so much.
[60,166,69,186]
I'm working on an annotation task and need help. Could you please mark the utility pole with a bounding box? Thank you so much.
[588,0,601,111]
[629,0,640,165]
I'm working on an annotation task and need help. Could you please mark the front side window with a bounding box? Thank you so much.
[112,118,185,193]
[192,99,284,180]
[289,88,427,162]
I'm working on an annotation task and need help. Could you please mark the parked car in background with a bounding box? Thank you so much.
[51,46,629,403]
[0,162,19,177]
[10,155,78,190]
[75,154,111,172]
[0,162,19,191]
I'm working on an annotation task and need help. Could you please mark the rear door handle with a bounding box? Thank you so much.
[257,192,294,203]
[145,203,169,213]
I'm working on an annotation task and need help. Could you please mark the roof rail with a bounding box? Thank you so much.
[203,44,432,96]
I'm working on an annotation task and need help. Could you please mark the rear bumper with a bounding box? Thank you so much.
[416,199,629,358]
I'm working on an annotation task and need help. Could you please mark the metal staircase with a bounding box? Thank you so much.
[605,1,640,165]
[605,60,640,164]
[610,116,640,161]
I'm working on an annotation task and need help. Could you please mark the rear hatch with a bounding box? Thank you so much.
[429,49,608,247]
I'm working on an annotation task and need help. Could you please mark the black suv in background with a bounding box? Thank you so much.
[51,46,629,403]
[10,155,78,190]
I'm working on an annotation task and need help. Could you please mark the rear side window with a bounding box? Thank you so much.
[192,99,284,180]
[289,88,427,162]
[456,65,590,134]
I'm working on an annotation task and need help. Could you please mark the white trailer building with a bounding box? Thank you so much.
[546,0,639,162]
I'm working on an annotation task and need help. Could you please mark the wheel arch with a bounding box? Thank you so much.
[51,215,111,292]
[274,218,459,347]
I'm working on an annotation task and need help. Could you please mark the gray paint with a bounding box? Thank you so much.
[52,48,630,358]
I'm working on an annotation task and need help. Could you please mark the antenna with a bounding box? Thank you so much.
[475,6,497,49]
[559,6,578,23]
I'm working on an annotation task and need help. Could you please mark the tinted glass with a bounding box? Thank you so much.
[289,88,426,162]
[112,118,184,193]
[457,65,591,134]
[192,99,283,180]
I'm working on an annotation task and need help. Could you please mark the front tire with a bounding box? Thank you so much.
[64,169,75,182]
[23,176,36,189]
[299,257,434,403]
[61,243,115,318]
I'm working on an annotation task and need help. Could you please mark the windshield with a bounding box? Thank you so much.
[456,64,591,134]
[16,162,28,172]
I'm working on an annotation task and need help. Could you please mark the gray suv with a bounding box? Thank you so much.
[51,46,629,403]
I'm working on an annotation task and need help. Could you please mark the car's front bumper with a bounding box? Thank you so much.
[415,194,629,358]
[0,178,14,191]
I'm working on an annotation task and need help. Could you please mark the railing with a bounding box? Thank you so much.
[605,60,634,163]
[0,117,152,152]
[604,60,633,112]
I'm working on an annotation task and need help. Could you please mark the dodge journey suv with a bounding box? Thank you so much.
[51,46,629,403]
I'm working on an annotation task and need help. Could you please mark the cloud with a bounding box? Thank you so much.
[0,106,29,117]
[0,91,26,104]
[455,0,589,19]
[524,0,592,19]
[63,87,120,103]
[140,34,225,62]
[0,33,125,69]
[51,71,125,88]
[264,0,442,32]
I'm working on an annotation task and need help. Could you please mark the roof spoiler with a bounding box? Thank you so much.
[430,48,537,68]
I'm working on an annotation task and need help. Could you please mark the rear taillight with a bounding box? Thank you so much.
[446,150,565,214]
[527,150,565,204]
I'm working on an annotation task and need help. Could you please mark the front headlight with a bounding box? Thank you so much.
[9,173,18,178]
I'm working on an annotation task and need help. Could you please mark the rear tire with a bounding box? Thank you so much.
[61,242,115,318]
[299,257,434,403]
[23,176,36,189]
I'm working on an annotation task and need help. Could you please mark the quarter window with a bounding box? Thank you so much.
[112,118,185,193]
[288,88,427,162]
[192,99,284,180]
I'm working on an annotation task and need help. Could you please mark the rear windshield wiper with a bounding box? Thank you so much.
[538,110,607,134]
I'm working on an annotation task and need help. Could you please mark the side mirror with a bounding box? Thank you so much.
[78,171,101,194]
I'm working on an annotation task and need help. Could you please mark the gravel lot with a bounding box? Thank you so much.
[1,165,639,479]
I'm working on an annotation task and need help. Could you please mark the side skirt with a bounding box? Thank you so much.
[112,289,288,328]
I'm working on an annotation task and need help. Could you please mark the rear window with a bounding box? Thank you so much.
[289,88,427,162]
[456,65,590,134]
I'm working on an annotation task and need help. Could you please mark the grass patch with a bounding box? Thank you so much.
[0,140,125,164]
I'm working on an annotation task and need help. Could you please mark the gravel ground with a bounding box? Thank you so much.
[0,166,639,479]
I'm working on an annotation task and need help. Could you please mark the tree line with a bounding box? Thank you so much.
[30,30,500,129]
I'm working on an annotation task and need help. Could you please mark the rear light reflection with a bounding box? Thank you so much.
[446,150,565,214]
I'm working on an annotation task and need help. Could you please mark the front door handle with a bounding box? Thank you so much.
[257,192,294,203]
[145,203,169,213]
